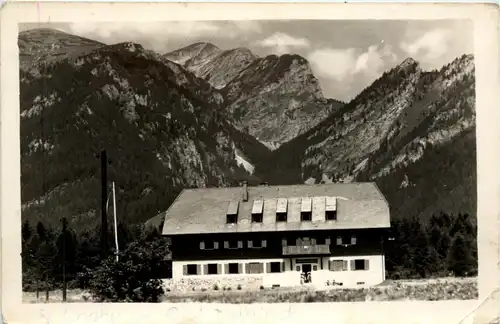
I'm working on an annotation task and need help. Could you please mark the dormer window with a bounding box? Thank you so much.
[276,198,288,222]
[325,197,338,220]
[226,201,239,224]
[300,197,312,221]
[252,199,264,223]
[276,212,287,222]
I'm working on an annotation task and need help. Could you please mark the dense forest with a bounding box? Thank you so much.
[21,211,477,302]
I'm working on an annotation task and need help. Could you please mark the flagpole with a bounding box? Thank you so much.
[112,181,119,262]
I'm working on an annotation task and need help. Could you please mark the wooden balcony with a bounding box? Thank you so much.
[282,244,331,256]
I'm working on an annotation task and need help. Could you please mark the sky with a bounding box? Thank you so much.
[21,20,473,101]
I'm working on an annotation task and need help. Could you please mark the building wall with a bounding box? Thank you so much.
[170,228,387,261]
[170,254,385,289]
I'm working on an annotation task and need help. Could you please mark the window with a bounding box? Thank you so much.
[226,214,237,224]
[301,211,312,221]
[352,259,369,271]
[252,200,264,223]
[276,212,287,222]
[325,197,337,220]
[252,213,263,223]
[200,241,218,250]
[228,263,240,274]
[224,240,243,249]
[269,262,282,273]
[337,235,355,245]
[226,201,239,223]
[207,263,218,275]
[325,210,337,220]
[276,198,288,221]
[300,197,312,221]
[186,264,198,275]
[246,262,264,274]
[317,237,331,245]
[330,260,348,271]
[248,239,266,248]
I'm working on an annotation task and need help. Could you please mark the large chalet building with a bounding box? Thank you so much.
[161,182,392,288]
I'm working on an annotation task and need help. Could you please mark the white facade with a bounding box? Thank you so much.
[171,254,385,289]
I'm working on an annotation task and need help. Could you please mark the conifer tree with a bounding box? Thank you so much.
[448,233,474,277]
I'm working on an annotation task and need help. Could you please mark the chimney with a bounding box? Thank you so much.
[242,181,248,202]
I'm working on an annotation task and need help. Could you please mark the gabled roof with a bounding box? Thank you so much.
[161,182,390,235]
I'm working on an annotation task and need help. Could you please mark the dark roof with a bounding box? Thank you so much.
[161,182,390,235]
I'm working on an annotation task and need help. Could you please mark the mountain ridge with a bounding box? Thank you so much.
[18,28,476,232]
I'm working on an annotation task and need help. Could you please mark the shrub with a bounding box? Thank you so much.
[82,231,169,302]
[237,284,242,290]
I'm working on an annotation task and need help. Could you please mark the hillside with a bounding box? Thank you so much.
[19,29,269,231]
[18,28,105,78]
[257,54,476,221]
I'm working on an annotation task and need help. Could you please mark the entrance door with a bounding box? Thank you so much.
[301,264,312,283]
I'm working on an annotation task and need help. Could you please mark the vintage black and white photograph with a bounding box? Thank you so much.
[17,18,479,306]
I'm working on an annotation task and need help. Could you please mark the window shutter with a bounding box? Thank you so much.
[196,264,201,275]
[325,237,331,245]
[281,262,285,272]
[342,260,348,271]
[200,241,205,250]
[282,238,287,246]
[183,265,188,275]
[328,260,333,270]
[217,264,222,274]
[224,264,229,274]
[203,264,208,275]
[238,263,243,274]
[266,262,271,273]
[350,260,355,271]
[336,237,342,245]
[364,259,370,270]
[245,263,250,273]
[248,240,253,248]
[214,241,219,249]
[224,241,229,249]
[237,240,243,248]
[351,236,357,245]
[296,238,302,245]
[259,263,264,274]
[311,238,317,245]
[262,240,267,248]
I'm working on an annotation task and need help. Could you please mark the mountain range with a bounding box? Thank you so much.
[18,28,476,232]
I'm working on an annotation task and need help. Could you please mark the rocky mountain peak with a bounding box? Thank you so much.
[222,52,342,147]
[163,42,221,66]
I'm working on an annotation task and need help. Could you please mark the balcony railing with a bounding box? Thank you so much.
[282,244,331,256]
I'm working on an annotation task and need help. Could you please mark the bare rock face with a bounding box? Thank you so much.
[165,45,344,149]
[222,54,344,148]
